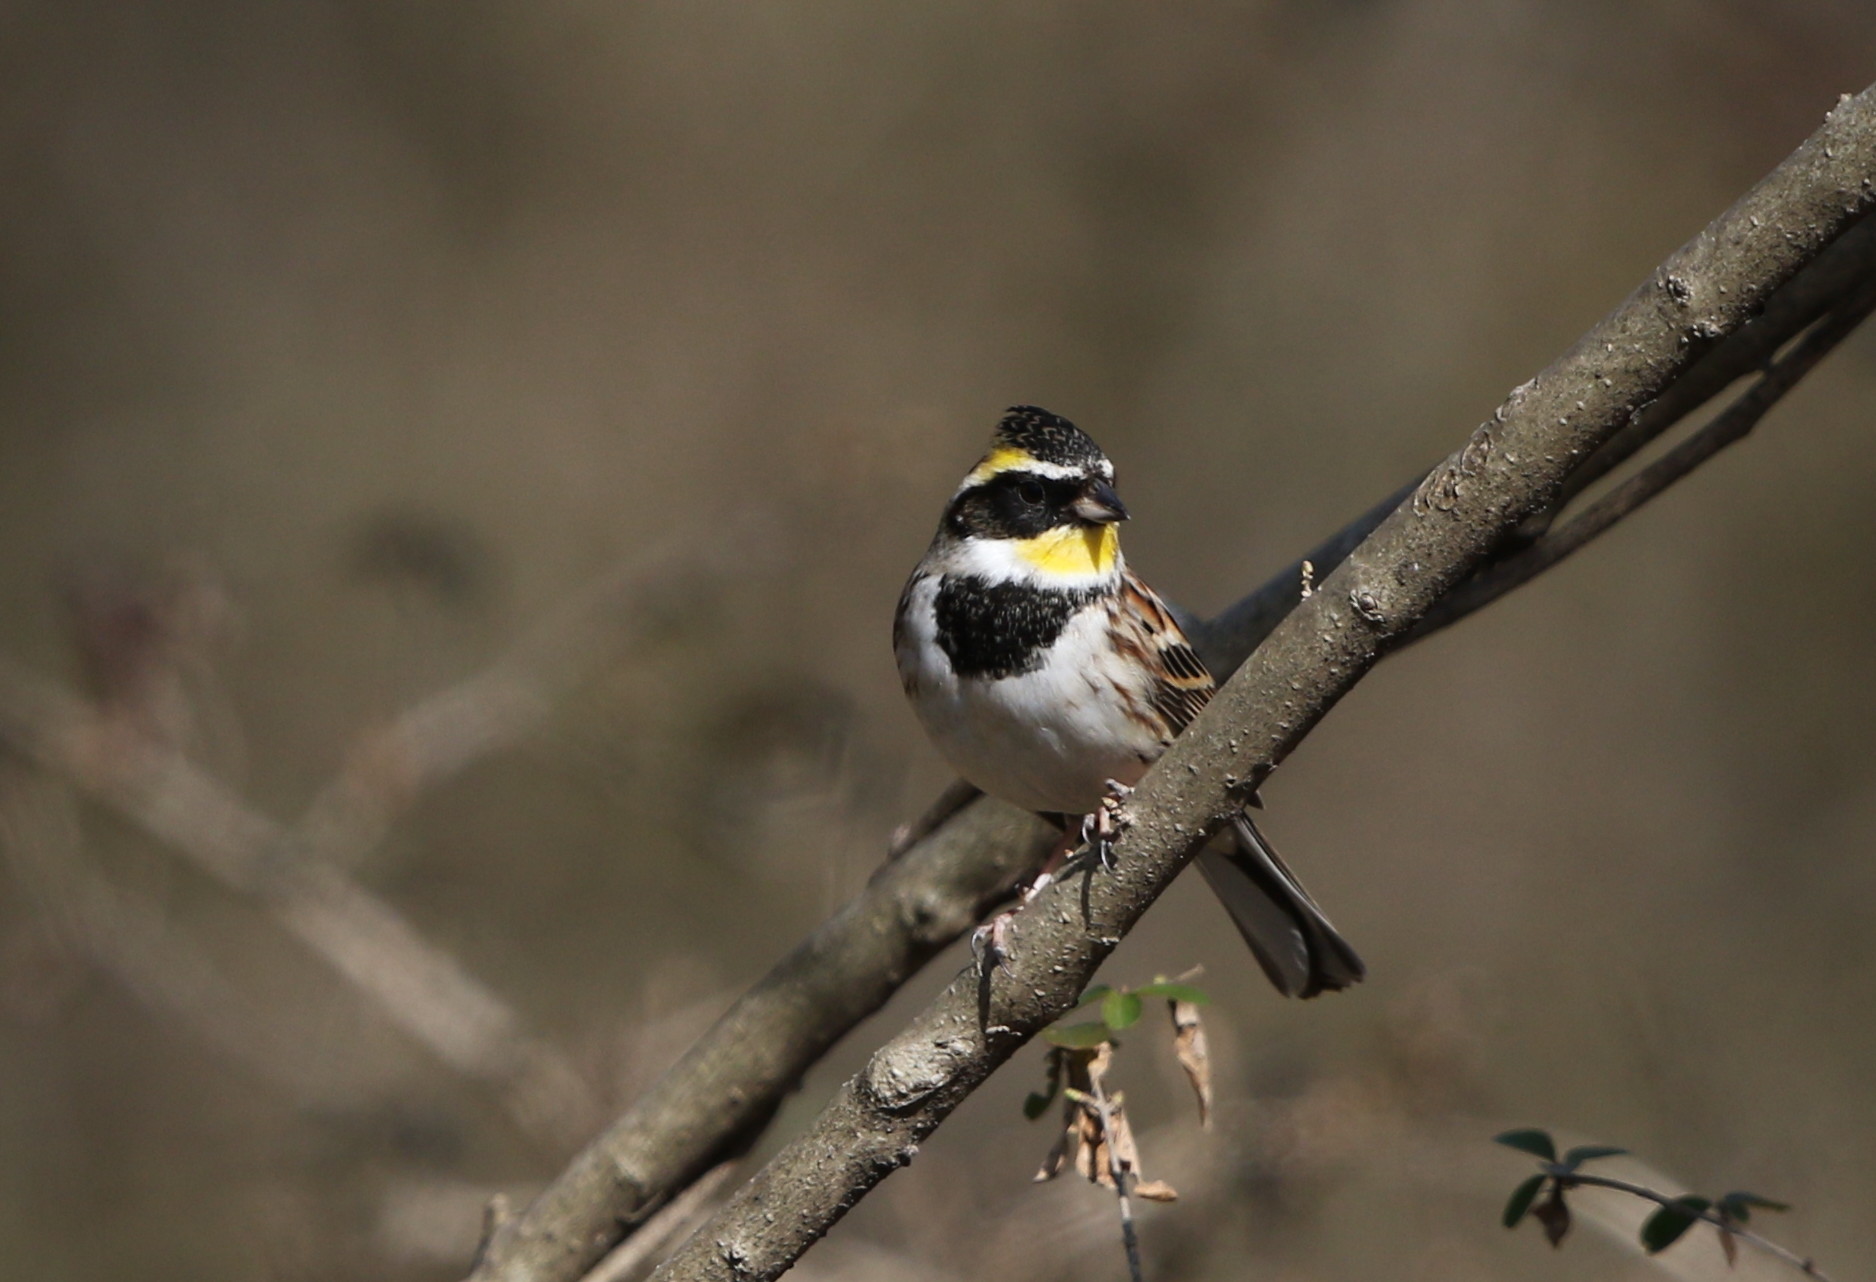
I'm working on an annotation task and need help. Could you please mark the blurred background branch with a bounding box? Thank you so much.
[0,764,368,1105]
[0,638,597,1146]
[0,533,760,1150]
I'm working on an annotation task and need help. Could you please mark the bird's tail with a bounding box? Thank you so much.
[1195,811,1365,999]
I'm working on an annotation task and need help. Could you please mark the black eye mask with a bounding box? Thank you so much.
[947,471,1092,540]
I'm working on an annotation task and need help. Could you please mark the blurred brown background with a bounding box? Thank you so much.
[3,3,1875,1280]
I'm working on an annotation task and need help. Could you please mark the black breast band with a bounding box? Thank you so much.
[933,576,1099,680]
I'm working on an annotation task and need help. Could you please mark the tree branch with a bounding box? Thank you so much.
[469,796,1050,1281]
[1549,1170,1832,1282]
[290,536,746,874]
[0,763,368,1105]
[0,660,598,1147]
[1189,187,1876,678]
[1085,1073,1146,1282]
[1539,212,1876,524]
[583,1163,740,1282]
[1411,273,1876,639]
[0,533,764,1152]
[630,85,1876,1282]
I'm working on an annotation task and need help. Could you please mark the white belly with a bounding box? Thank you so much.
[896,576,1157,815]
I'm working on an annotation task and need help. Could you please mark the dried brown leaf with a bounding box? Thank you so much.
[1033,1125,1072,1183]
[1073,1101,1107,1184]
[1037,1042,1180,1201]
[1169,998,1212,1129]
[1033,1046,1105,1183]
[1534,1186,1572,1248]
[1097,1089,1142,1191]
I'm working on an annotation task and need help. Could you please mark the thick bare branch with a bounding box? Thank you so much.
[1190,182,1876,678]
[469,797,1050,1281]
[636,85,1876,1282]
[1413,276,1876,639]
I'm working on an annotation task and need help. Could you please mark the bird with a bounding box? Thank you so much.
[893,405,1364,998]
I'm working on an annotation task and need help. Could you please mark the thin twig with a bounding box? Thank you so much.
[0,660,597,1147]
[1189,186,1876,681]
[0,763,370,1106]
[585,1163,740,1282]
[1548,1169,1833,1282]
[1413,279,1876,639]
[1084,1078,1146,1282]
[292,535,752,873]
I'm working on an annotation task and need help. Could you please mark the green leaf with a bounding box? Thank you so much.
[1101,989,1144,1031]
[1495,1129,1557,1161]
[1641,1197,1711,1253]
[1044,1022,1113,1049]
[1560,1144,1628,1170]
[1719,1190,1789,1219]
[1074,984,1114,1009]
[1502,1175,1546,1228]
[1133,981,1211,1004]
[1023,1048,1063,1119]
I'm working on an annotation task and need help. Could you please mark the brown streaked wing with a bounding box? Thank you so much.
[1114,570,1216,736]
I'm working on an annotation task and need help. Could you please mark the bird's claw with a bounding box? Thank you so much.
[971,912,1017,977]
[970,862,1060,977]
[1079,780,1134,871]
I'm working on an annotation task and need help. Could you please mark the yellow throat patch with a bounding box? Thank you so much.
[1012,523,1119,577]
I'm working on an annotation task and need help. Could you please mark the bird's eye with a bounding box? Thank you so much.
[1016,480,1045,505]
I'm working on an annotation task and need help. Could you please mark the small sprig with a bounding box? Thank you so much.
[1032,976,1212,1124]
[1022,975,1215,1282]
[1495,1129,1829,1280]
[1040,978,1209,1048]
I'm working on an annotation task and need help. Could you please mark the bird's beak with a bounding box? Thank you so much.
[1070,479,1129,525]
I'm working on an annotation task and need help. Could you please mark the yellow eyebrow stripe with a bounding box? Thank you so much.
[1011,524,1118,577]
[962,446,1033,488]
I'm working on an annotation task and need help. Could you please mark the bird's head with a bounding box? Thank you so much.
[941,406,1128,583]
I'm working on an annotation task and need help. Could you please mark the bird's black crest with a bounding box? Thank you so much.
[994,406,1106,470]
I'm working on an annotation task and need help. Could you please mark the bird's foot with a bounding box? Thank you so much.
[971,908,1016,977]
[1080,780,1133,870]
[970,859,1064,976]
[1079,780,1134,871]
